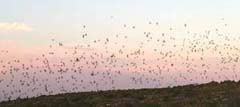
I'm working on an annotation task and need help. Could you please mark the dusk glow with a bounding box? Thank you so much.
[1,0,240,103]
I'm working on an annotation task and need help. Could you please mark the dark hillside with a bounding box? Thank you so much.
[1,81,240,107]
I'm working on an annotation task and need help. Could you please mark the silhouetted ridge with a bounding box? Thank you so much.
[2,80,240,107]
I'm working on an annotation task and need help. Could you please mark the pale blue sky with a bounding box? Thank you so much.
[0,0,240,46]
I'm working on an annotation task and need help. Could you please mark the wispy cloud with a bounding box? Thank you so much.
[61,43,96,51]
[0,22,33,32]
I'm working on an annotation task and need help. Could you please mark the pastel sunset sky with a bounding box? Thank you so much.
[1,0,240,47]
[1,0,240,101]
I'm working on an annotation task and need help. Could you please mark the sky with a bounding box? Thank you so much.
[1,0,240,102]
[0,0,240,47]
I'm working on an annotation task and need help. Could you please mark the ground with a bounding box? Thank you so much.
[1,81,240,107]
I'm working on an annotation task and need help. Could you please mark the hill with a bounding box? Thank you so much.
[1,81,240,107]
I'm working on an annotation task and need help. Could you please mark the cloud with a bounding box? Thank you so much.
[0,22,33,32]
[61,43,95,51]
